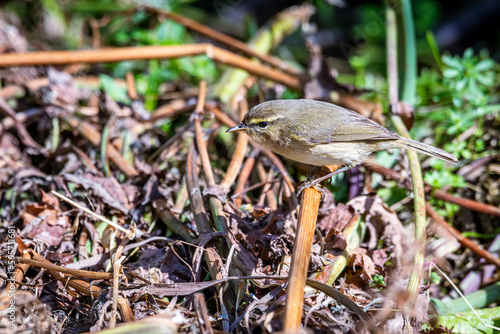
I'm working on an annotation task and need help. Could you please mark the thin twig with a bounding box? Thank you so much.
[51,190,130,233]
[144,6,303,77]
[433,264,500,332]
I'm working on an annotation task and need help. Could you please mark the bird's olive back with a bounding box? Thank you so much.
[245,99,398,145]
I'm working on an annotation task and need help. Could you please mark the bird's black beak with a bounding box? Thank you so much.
[226,123,247,133]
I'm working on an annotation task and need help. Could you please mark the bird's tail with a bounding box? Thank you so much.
[397,137,458,164]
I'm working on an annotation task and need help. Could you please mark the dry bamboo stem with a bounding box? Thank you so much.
[185,146,228,284]
[283,166,339,332]
[283,187,322,331]
[0,44,301,90]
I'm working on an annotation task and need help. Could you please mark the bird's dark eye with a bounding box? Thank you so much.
[258,121,268,128]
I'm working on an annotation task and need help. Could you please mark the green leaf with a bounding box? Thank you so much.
[455,77,468,91]
[99,74,130,105]
[443,68,460,78]
[431,307,500,334]
[442,55,462,69]
[463,47,474,59]
[430,272,441,285]
[461,149,471,159]
[476,72,494,86]
[452,96,462,108]
[474,59,494,72]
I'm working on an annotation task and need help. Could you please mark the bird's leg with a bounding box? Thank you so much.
[296,164,358,198]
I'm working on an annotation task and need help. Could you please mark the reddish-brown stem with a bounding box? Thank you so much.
[364,160,500,217]
[426,203,500,267]
[144,7,302,77]
[150,99,187,122]
[433,189,500,217]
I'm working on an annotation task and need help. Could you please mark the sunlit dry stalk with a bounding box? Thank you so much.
[14,242,135,324]
[193,81,214,186]
[110,257,123,328]
[10,257,114,280]
[283,166,339,332]
[284,189,322,331]
[125,72,138,100]
[150,99,187,122]
[116,298,135,323]
[266,168,278,210]
[187,83,238,312]
[16,239,102,299]
[13,251,33,289]
[0,44,301,90]
[78,226,89,261]
[192,85,249,322]
[233,154,257,208]
[221,100,249,189]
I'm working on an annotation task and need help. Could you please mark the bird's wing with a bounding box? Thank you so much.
[293,107,399,144]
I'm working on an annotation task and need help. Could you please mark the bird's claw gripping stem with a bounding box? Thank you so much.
[296,164,358,200]
[297,180,326,199]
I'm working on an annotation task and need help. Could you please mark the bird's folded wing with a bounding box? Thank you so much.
[294,110,399,144]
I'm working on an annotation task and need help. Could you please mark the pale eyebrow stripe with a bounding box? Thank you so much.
[248,114,283,124]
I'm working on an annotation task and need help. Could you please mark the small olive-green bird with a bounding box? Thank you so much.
[226,99,457,192]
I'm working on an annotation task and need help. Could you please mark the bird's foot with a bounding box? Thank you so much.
[297,179,326,200]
